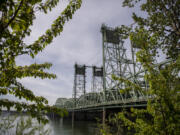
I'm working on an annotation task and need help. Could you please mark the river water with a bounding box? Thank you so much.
[0,114,98,135]
[50,118,97,135]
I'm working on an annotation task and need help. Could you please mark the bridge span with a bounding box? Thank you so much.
[55,25,170,122]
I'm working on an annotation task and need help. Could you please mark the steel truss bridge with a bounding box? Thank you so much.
[55,25,170,112]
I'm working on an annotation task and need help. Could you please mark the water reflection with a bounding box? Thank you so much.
[50,118,97,135]
[0,114,97,135]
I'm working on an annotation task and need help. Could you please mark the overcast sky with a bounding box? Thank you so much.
[14,0,139,105]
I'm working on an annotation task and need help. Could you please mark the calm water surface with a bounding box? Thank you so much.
[0,114,97,135]
[50,118,97,135]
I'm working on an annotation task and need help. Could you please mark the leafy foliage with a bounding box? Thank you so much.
[123,0,180,59]
[0,0,82,122]
[96,119,112,135]
[108,0,180,135]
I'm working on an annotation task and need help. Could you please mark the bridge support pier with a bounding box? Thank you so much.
[102,107,106,128]
[72,111,74,129]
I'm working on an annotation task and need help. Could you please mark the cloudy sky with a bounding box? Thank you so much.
[15,0,139,105]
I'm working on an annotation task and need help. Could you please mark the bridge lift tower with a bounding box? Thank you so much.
[73,64,86,107]
[73,64,104,107]
[92,66,103,92]
[101,24,146,102]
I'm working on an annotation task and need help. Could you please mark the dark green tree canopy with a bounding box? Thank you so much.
[107,0,180,134]
[0,0,82,123]
[123,0,180,59]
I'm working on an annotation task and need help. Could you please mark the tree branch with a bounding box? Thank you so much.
[0,0,24,35]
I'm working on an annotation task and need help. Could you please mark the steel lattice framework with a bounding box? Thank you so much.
[55,25,170,110]
[73,64,86,107]
[102,25,131,101]
[91,66,103,93]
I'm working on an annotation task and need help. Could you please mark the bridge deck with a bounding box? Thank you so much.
[68,97,147,111]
